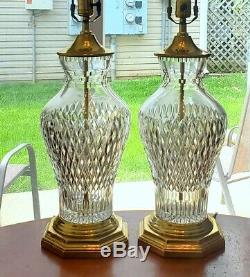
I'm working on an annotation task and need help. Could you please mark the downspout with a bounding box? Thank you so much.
[110,35,117,81]
[199,0,208,50]
[31,11,36,83]
[167,2,172,46]
[161,1,172,49]
[199,0,208,73]
[161,0,167,48]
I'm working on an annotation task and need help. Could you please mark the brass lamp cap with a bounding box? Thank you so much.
[155,33,210,59]
[58,32,113,57]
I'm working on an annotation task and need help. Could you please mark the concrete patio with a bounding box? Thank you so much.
[1,178,249,226]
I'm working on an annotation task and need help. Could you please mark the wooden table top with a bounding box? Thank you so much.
[0,211,249,277]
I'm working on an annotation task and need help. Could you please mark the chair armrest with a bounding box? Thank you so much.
[225,126,239,147]
[0,144,36,185]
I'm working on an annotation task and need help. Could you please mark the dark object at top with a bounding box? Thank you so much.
[59,0,112,57]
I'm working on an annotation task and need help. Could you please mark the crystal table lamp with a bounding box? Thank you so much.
[41,0,130,258]
[138,0,226,257]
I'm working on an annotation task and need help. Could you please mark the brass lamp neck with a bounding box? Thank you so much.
[176,0,191,36]
[78,0,93,34]
[179,19,187,34]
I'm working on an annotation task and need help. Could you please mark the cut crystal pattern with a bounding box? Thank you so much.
[140,104,226,224]
[42,101,130,224]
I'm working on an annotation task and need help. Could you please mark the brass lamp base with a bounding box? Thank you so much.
[138,213,225,258]
[41,214,128,258]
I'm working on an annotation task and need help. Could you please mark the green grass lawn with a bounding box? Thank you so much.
[0,74,247,192]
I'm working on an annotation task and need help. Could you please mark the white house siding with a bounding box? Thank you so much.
[0,0,201,81]
[0,0,74,81]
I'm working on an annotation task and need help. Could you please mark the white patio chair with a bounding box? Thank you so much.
[0,144,40,220]
[216,70,250,216]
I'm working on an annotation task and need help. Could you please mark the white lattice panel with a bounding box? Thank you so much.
[208,0,250,73]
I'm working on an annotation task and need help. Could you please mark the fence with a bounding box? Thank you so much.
[207,0,250,73]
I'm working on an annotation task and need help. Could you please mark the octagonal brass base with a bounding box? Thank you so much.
[138,213,225,258]
[41,214,128,258]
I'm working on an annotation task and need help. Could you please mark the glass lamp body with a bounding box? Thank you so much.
[139,57,227,224]
[41,55,130,224]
